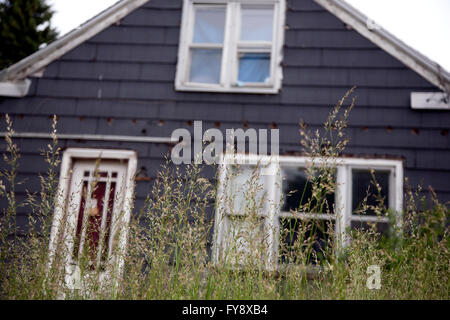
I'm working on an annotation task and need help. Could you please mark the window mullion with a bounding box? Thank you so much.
[237,41,272,49]
[213,156,230,265]
[182,1,195,84]
[220,3,234,88]
[270,1,279,89]
[266,160,280,270]
[394,163,403,229]
[336,165,351,248]
[189,43,224,49]
[78,176,93,261]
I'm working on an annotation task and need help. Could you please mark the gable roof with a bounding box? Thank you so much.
[0,0,149,82]
[315,0,450,93]
[0,0,449,93]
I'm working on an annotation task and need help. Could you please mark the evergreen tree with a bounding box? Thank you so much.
[0,0,58,70]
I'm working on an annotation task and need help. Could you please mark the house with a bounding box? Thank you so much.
[0,0,449,276]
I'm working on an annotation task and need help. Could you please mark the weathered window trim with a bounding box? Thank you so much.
[213,153,403,270]
[175,0,286,94]
[48,148,137,289]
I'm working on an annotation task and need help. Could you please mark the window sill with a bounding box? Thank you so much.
[175,83,281,94]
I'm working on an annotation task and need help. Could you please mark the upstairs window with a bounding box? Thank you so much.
[176,0,286,94]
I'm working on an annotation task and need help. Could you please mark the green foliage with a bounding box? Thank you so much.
[0,89,448,299]
[0,0,58,70]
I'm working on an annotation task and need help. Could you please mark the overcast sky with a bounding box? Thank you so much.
[48,0,450,71]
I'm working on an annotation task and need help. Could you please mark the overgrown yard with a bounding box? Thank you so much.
[1,90,448,299]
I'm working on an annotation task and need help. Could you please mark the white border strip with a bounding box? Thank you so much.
[411,92,450,110]
[1,132,178,144]
[0,80,31,97]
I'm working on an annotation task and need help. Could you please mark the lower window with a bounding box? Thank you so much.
[213,154,403,269]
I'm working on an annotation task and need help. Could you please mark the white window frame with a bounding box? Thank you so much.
[175,0,286,94]
[48,148,137,289]
[213,153,403,270]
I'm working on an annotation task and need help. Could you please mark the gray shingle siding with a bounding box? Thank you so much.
[1,0,449,228]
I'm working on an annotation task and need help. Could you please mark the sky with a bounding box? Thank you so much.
[48,0,450,72]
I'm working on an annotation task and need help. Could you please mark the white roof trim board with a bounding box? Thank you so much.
[0,0,449,94]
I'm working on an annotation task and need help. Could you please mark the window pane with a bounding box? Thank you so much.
[240,5,274,41]
[238,53,271,84]
[228,165,267,216]
[223,216,266,266]
[193,6,226,43]
[189,49,222,84]
[282,167,335,214]
[279,218,334,265]
[73,181,89,259]
[85,181,107,265]
[352,170,390,216]
[73,179,116,268]
[73,181,107,265]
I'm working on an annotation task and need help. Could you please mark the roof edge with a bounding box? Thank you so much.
[2,0,448,93]
[314,0,450,93]
[0,0,149,82]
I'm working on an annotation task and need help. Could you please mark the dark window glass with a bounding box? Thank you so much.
[352,170,390,216]
[73,180,116,269]
[279,218,334,265]
[282,167,335,214]
[98,172,108,178]
[351,221,390,236]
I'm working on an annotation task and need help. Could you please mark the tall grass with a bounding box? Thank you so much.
[0,91,448,299]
